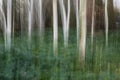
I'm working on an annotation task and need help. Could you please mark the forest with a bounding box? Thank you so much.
[0,0,120,80]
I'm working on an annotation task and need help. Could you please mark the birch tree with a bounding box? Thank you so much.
[59,0,71,48]
[19,0,24,35]
[105,0,108,47]
[6,0,12,51]
[79,0,87,68]
[53,0,58,56]
[74,0,80,47]
[91,0,95,51]
[38,0,44,42]
[28,0,33,45]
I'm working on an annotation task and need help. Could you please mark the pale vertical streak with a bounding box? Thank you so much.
[66,0,71,47]
[53,0,58,56]
[76,0,80,47]
[38,0,44,40]
[28,0,33,44]
[79,0,87,67]
[58,0,70,48]
[91,0,95,51]
[59,0,67,47]
[0,0,2,6]
[6,0,12,51]
[105,0,109,47]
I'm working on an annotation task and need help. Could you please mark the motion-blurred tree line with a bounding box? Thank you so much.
[0,0,118,32]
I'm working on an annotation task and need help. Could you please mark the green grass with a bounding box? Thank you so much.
[0,28,120,80]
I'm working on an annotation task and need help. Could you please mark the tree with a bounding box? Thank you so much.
[53,0,58,56]
[6,0,12,51]
[59,0,70,48]
[79,0,87,69]
[91,0,95,51]
[28,0,33,46]
[74,0,80,47]
[105,0,109,47]
[37,0,44,42]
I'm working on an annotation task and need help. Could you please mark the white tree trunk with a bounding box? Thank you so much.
[28,0,33,45]
[66,0,71,47]
[38,0,44,41]
[0,0,2,6]
[79,0,87,68]
[75,0,80,47]
[6,0,12,51]
[105,0,109,47]
[53,0,58,56]
[59,0,70,48]
[91,0,95,51]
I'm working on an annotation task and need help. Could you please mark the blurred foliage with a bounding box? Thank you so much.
[0,28,120,80]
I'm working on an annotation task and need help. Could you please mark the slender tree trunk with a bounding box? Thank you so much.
[66,0,70,47]
[75,0,80,47]
[20,0,23,36]
[59,0,66,47]
[6,0,12,51]
[53,0,58,56]
[79,0,87,69]
[91,0,95,51]
[38,0,44,42]
[59,0,70,48]
[105,0,108,47]
[28,0,33,46]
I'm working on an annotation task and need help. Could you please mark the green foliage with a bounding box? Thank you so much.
[0,29,120,80]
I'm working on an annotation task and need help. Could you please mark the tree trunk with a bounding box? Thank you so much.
[105,0,109,47]
[53,0,58,56]
[79,0,87,69]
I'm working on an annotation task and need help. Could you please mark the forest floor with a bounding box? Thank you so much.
[0,28,120,80]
